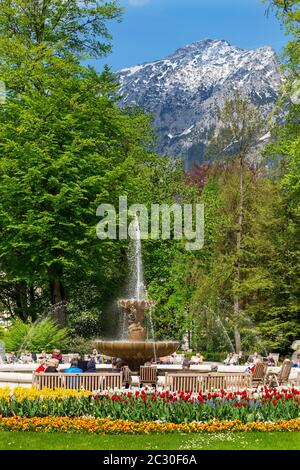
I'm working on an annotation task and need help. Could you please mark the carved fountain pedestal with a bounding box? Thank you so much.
[95,299,179,371]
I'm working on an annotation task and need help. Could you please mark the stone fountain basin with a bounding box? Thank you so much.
[96,340,180,371]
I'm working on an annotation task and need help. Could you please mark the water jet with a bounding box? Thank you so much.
[96,217,179,370]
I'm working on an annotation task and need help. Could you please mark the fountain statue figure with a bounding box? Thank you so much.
[95,217,179,370]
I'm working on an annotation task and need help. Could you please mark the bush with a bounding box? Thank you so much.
[64,335,95,356]
[3,317,68,353]
[202,352,228,362]
[3,319,30,352]
[67,308,102,338]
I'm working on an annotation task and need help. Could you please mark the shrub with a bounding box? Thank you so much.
[3,319,30,352]
[64,335,95,355]
[3,317,68,353]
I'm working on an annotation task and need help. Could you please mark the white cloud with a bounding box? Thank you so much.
[128,0,150,6]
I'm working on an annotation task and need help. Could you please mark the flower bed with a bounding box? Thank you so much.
[0,386,299,423]
[0,416,300,434]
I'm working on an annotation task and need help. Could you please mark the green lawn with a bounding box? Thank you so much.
[0,431,300,450]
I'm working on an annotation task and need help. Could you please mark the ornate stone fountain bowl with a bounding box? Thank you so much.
[97,297,179,370]
[95,340,180,371]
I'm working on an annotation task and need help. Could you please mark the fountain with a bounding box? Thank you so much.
[95,217,179,370]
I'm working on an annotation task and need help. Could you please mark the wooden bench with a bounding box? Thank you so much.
[165,372,252,393]
[33,372,123,391]
[140,366,158,386]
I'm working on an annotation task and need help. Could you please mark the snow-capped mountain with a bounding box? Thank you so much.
[116,39,281,168]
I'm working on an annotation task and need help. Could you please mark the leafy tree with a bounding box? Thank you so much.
[0,0,166,328]
[204,95,266,352]
[262,0,300,351]
[265,0,300,75]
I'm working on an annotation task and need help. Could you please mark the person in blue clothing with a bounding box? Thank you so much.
[63,358,83,388]
[84,358,97,373]
[64,358,83,373]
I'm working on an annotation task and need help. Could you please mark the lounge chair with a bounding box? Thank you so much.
[139,365,158,387]
[251,362,268,387]
[121,366,132,388]
[267,360,292,387]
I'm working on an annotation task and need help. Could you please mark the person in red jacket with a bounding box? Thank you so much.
[51,349,63,364]
[35,359,48,373]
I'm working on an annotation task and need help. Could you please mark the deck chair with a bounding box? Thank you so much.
[252,362,268,387]
[139,365,158,387]
[121,366,132,388]
[267,360,292,387]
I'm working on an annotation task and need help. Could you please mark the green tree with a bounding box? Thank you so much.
[262,0,300,352]
[205,95,266,352]
[0,0,165,327]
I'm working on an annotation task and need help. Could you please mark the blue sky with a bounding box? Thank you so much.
[94,0,287,71]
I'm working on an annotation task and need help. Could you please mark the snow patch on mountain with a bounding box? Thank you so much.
[116,39,281,167]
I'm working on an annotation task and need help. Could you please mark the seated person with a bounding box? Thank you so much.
[38,350,50,362]
[84,358,97,373]
[31,352,37,362]
[20,351,34,364]
[247,352,260,364]
[91,349,102,364]
[111,358,123,372]
[191,353,205,364]
[35,359,48,373]
[171,353,182,364]
[44,359,59,373]
[229,354,238,365]
[63,358,83,389]
[77,355,88,372]
[292,354,300,368]
[63,358,83,373]
[182,359,191,371]
[7,352,18,363]
[51,349,63,364]
[224,353,233,365]
[159,356,172,364]
[267,353,276,366]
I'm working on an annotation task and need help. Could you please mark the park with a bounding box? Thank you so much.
[0,0,299,453]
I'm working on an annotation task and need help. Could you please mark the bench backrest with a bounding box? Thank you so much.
[121,366,132,384]
[252,362,268,384]
[33,372,122,391]
[165,372,251,393]
[278,361,292,385]
[140,366,158,384]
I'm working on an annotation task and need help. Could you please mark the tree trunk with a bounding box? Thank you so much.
[29,286,37,322]
[234,304,242,353]
[15,281,28,321]
[49,265,67,326]
[234,156,244,353]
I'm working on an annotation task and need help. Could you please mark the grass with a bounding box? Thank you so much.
[0,431,300,450]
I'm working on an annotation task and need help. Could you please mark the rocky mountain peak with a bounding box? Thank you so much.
[116,40,281,168]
